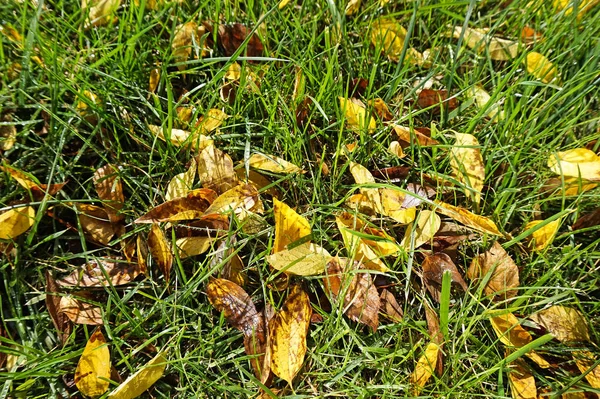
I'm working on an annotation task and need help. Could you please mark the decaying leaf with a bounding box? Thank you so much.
[203,183,258,216]
[196,144,238,195]
[401,210,441,249]
[0,164,66,200]
[411,342,440,394]
[59,259,143,287]
[370,17,424,65]
[523,218,561,252]
[508,359,537,399]
[207,278,263,336]
[0,123,17,151]
[74,204,115,245]
[83,0,121,27]
[529,306,590,343]
[175,236,213,258]
[172,22,200,70]
[267,242,331,276]
[148,224,173,283]
[542,177,597,197]
[269,285,311,385]
[369,98,394,121]
[422,253,468,302]
[434,201,502,236]
[525,52,560,84]
[572,208,600,231]
[338,97,376,133]
[468,242,519,300]
[324,257,380,331]
[165,158,197,201]
[209,22,264,58]
[46,271,72,344]
[451,26,519,60]
[379,289,403,322]
[0,206,36,240]
[107,351,167,399]
[93,164,125,224]
[417,89,459,114]
[548,148,600,181]
[135,189,217,223]
[392,124,439,148]
[450,132,485,205]
[273,198,311,253]
[248,153,303,174]
[75,329,111,398]
[59,294,103,325]
[148,124,213,150]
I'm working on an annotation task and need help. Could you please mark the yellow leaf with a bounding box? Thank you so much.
[148,68,160,94]
[267,242,331,276]
[451,26,518,60]
[469,85,504,122]
[75,329,110,398]
[248,153,303,174]
[196,144,238,195]
[172,22,199,70]
[336,215,390,272]
[388,141,405,158]
[196,109,228,134]
[434,201,502,236]
[530,306,590,343]
[269,285,311,385]
[273,198,311,253]
[336,212,398,256]
[490,313,550,368]
[542,177,597,196]
[0,206,35,240]
[345,0,361,15]
[165,158,197,201]
[523,218,561,252]
[203,183,258,216]
[278,0,291,8]
[135,188,217,223]
[76,90,101,116]
[468,242,519,300]
[575,351,600,388]
[508,359,537,399]
[148,124,213,150]
[148,224,173,283]
[548,148,600,181]
[371,18,424,65]
[401,210,441,249]
[524,52,560,84]
[108,351,167,399]
[554,0,600,18]
[338,97,376,133]
[392,124,439,147]
[410,342,440,394]
[450,132,485,205]
[0,123,16,151]
[175,236,213,258]
[84,0,121,27]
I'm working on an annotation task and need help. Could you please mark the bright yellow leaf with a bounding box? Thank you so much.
[490,313,550,368]
[248,153,303,174]
[401,210,441,249]
[165,158,197,201]
[75,329,110,398]
[108,351,167,399]
[434,201,502,236]
[267,242,331,276]
[338,97,376,133]
[523,218,561,252]
[273,198,311,253]
[83,0,121,27]
[450,132,485,205]
[0,206,36,240]
[525,52,560,84]
[410,342,439,394]
[548,148,600,181]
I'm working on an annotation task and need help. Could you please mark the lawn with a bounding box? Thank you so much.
[1,0,600,398]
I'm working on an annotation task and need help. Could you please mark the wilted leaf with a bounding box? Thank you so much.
[0,122,17,151]
[207,278,263,335]
[175,236,213,258]
[59,259,143,287]
[135,188,217,223]
[548,148,600,181]
[411,342,440,394]
[450,132,485,205]
[379,289,403,323]
[525,52,560,84]
[165,158,197,201]
[574,351,600,389]
[422,253,468,302]
[529,306,590,343]
[391,124,439,148]
[508,359,537,399]
[523,218,561,252]
[451,26,518,60]
[148,124,213,150]
[195,144,237,195]
[107,351,167,399]
[248,153,303,174]
[369,98,393,121]
[469,85,504,122]
[388,141,405,158]
[209,23,264,58]
[267,242,331,276]
[338,97,376,133]
[74,204,115,245]
[0,206,36,240]
[203,183,258,216]
[269,285,311,385]
[434,201,502,236]
[370,17,423,65]
[417,89,459,114]
[195,109,228,134]
[84,0,121,27]
[59,294,103,325]
[273,198,311,253]
[148,68,160,94]
[401,210,441,249]
[468,242,519,300]
[93,164,125,224]
[46,271,72,344]
[172,22,199,70]
[324,257,380,331]
[148,224,173,283]
[75,329,110,398]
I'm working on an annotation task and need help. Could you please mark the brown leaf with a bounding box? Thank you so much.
[148,224,173,283]
[468,242,519,300]
[0,164,66,200]
[93,164,125,224]
[369,98,393,121]
[417,89,458,114]
[324,257,380,331]
[379,289,403,323]
[424,305,443,345]
[529,306,590,343]
[422,253,468,302]
[58,258,143,287]
[392,124,439,148]
[75,204,116,245]
[196,144,238,195]
[59,294,103,325]
[46,271,72,344]
[573,208,600,230]
[205,22,264,59]
[134,188,217,223]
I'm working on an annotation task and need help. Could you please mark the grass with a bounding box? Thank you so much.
[1,0,600,397]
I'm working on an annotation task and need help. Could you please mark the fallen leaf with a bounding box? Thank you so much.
[554,0,600,18]
[525,52,560,84]
[422,253,468,302]
[172,22,199,70]
[0,164,66,200]
[336,215,389,272]
[336,212,398,256]
[148,124,213,150]
[468,242,519,300]
[451,26,518,60]
[46,271,72,344]
[369,98,393,121]
[93,164,125,224]
[207,278,263,336]
[345,0,361,15]
[548,148,600,181]
[273,198,311,253]
[469,85,504,122]
[450,132,485,204]
[523,218,561,252]
[165,158,197,201]
[196,144,238,195]
[74,204,115,245]
[107,351,167,399]
[148,224,173,283]
[148,68,160,94]
[388,141,405,158]
[59,294,103,325]
[203,183,258,216]
[417,89,459,114]
[211,240,247,287]
[508,359,537,399]
[174,236,213,258]
[574,351,600,389]
[370,17,424,65]
[203,22,264,59]
[572,208,600,230]
[59,259,144,287]
[0,122,17,151]
[248,153,303,174]
[529,306,590,343]
[401,210,441,249]
[392,124,439,148]
[267,242,331,276]
[542,177,597,197]
[269,285,311,385]
[195,109,228,134]
[411,342,440,394]
[0,206,36,240]
[84,0,121,27]
[75,329,111,398]
[324,257,380,331]
[434,201,502,236]
[236,168,280,197]
[379,289,403,322]
[135,188,217,223]
[338,97,376,133]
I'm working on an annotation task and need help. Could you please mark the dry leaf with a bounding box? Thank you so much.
[74,204,115,245]
[422,253,468,302]
[388,141,405,158]
[148,224,173,283]
[411,342,440,394]
[248,153,303,174]
[525,52,560,84]
[450,132,485,205]
[554,0,600,18]
[417,89,459,114]
[273,198,311,253]
[434,200,502,236]
[93,164,125,224]
[134,188,217,223]
[236,168,280,197]
[75,329,111,398]
[345,0,361,15]
[336,215,389,272]
[269,285,311,385]
[84,0,121,27]
[529,306,590,343]
[203,183,258,216]
[172,22,199,70]
[0,123,17,151]
[46,271,72,344]
[508,359,537,399]
[338,97,376,133]
[379,289,403,322]
[0,164,66,200]
[548,148,600,181]
[209,23,264,59]
[165,158,197,201]
[108,351,167,399]
[324,257,380,331]
[392,124,439,148]
[369,98,393,121]
[542,177,597,197]
[0,206,35,240]
[148,68,160,94]
[59,259,143,287]
[574,351,600,389]
[523,218,561,252]
[267,242,331,276]
[572,208,600,230]
[59,295,103,325]
[401,210,441,249]
[370,17,424,65]
[207,278,263,336]
[196,109,228,134]
[196,144,238,194]
[174,236,213,258]
[336,212,398,256]
[468,242,519,300]
[148,124,213,150]
[451,26,518,60]
[469,85,504,122]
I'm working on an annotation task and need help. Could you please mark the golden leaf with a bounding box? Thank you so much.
[0,206,35,240]
[93,164,125,224]
[523,218,561,252]
[59,295,103,325]
[401,210,441,249]
[84,0,121,27]
[411,342,440,394]
[451,26,518,60]
[336,212,398,256]
[370,98,393,121]
[135,188,217,223]
[148,68,160,94]
[203,183,258,216]
[273,198,311,253]
[542,177,597,197]
[371,18,424,65]
[73,204,115,245]
[75,329,110,398]
[388,141,405,158]
[345,0,361,15]
[490,313,550,368]
[434,201,502,236]
[148,224,173,283]
[529,306,590,343]
[574,351,600,388]
[269,285,311,385]
[392,124,439,147]
[338,97,376,133]
[108,351,167,399]
[148,124,213,150]
[175,236,213,258]
[0,165,66,200]
[450,132,485,205]
[235,168,280,198]
[267,242,331,276]
[196,109,228,134]
[172,22,199,70]
[165,158,197,201]
[0,123,17,151]
[468,242,519,300]
[196,144,238,195]
[248,153,303,174]
[336,215,390,272]
[524,52,560,84]
[508,359,537,399]
[548,148,600,181]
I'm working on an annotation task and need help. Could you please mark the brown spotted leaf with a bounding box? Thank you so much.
[93,164,125,224]
[422,253,468,303]
[379,289,403,323]
[196,144,238,195]
[468,242,519,300]
[58,258,144,287]
[59,294,103,325]
[204,22,264,59]
[148,224,173,283]
[135,188,217,223]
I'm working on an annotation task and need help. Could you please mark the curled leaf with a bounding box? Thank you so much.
[46,271,72,344]
[93,164,125,224]
[548,148,600,181]
[135,188,217,223]
[392,124,439,148]
[59,259,144,287]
